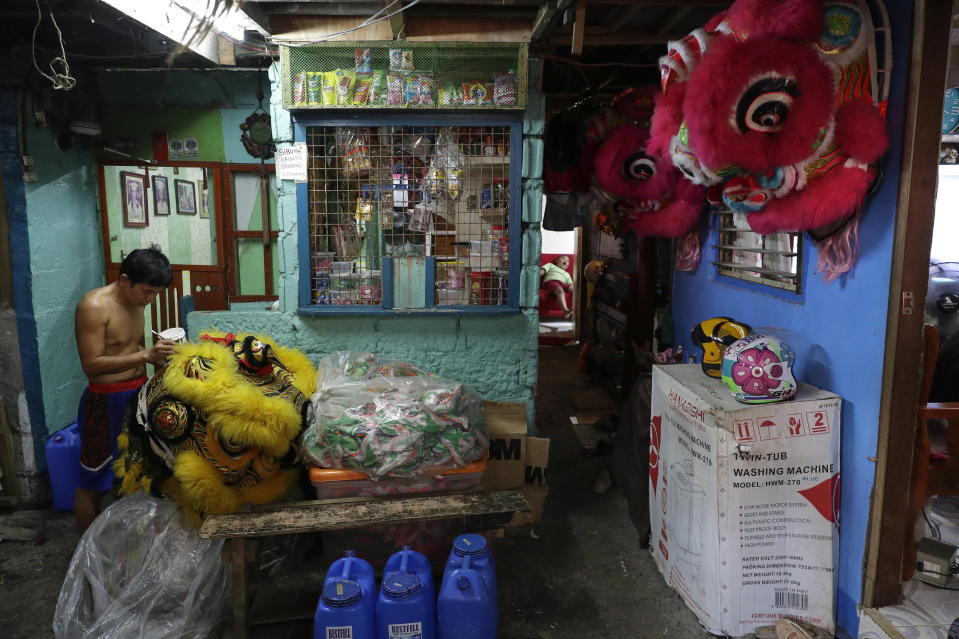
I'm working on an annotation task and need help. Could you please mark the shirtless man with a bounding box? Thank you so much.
[73,246,176,532]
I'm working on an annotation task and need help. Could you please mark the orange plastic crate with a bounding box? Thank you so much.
[308,457,487,500]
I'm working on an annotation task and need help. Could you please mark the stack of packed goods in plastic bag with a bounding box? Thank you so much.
[301,351,488,480]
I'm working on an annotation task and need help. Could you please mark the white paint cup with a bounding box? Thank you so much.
[158,327,186,344]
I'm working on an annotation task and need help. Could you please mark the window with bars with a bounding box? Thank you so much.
[712,208,803,293]
[301,119,519,312]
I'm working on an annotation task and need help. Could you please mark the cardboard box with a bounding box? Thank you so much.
[483,401,527,490]
[481,401,549,525]
[648,364,841,636]
[512,437,550,525]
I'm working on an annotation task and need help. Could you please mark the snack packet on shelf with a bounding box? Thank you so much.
[369,70,386,105]
[354,48,372,73]
[306,71,324,105]
[387,73,405,106]
[353,73,374,105]
[389,49,414,72]
[331,69,356,105]
[321,72,338,106]
[438,83,463,106]
[493,72,518,106]
[462,81,493,106]
[292,71,308,105]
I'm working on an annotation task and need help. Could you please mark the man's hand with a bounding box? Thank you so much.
[146,339,177,366]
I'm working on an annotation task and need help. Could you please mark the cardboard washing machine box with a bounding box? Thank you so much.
[648,364,841,637]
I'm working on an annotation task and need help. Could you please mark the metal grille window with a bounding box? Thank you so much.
[712,209,802,293]
[303,122,517,311]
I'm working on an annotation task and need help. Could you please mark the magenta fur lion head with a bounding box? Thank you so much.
[683,35,837,174]
[591,86,706,239]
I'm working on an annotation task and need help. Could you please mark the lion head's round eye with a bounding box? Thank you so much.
[625,154,656,180]
[735,76,801,134]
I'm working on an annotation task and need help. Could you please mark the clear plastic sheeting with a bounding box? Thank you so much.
[301,351,488,479]
[53,493,230,639]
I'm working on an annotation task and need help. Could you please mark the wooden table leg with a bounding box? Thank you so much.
[230,537,247,639]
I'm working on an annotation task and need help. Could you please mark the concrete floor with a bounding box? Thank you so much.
[0,344,713,638]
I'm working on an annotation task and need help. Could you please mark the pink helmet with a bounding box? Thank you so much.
[721,334,798,403]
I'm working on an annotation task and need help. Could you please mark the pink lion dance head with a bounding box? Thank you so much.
[653,0,889,281]
[591,86,707,244]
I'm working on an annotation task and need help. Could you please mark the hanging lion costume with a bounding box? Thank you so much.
[114,332,317,525]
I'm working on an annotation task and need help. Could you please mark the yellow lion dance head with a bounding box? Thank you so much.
[115,331,317,525]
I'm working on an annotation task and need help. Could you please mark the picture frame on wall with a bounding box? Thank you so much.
[200,188,210,218]
[152,175,170,215]
[175,179,197,215]
[121,171,148,227]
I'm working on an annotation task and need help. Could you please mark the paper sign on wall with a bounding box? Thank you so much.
[276,143,307,182]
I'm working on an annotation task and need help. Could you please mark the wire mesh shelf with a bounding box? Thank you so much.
[281,42,527,110]
[307,124,512,308]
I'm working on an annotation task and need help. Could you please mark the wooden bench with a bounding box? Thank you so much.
[200,489,530,639]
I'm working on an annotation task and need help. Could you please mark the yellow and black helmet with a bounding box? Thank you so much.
[690,317,752,378]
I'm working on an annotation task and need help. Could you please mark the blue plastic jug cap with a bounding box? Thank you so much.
[321,579,362,607]
[453,534,488,557]
[343,549,356,558]
[382,572,421,597]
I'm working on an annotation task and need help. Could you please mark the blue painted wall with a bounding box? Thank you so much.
[669,3,912,635]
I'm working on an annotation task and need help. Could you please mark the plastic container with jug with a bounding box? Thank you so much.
[437,534,497,639]
[45,421,81,511]
[315,550,376,639]
[375,546,436,639]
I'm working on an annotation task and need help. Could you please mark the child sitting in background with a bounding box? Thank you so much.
[541,254,574,318]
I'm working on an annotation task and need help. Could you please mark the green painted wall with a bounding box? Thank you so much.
[101,107,226,162]
[189,63,547,430]
[95,69,275,165]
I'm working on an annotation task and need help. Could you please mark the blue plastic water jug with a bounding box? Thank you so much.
[437,535,497,639]
[376,546,436,639]
[437,552,496,639]
[444,534,496,597]
[327,550,377,599]
[315,579,376,639]
[375,569,437,639]
[315,551,376,639]
[44,421,81,511]
[383,546,434,597]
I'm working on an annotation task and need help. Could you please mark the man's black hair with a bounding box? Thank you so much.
[120,245,173,287]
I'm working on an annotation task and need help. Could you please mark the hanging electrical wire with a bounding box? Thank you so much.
[31,0,77,90]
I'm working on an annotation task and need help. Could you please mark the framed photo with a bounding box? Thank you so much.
[175,179,196,215]
[199,188,210,218]
[152,175,170,216]
[121,171,148,227]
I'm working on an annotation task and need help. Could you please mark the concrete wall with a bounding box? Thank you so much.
[0,90,34,499]
[668,3,913,635]
[190,62,546,430]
